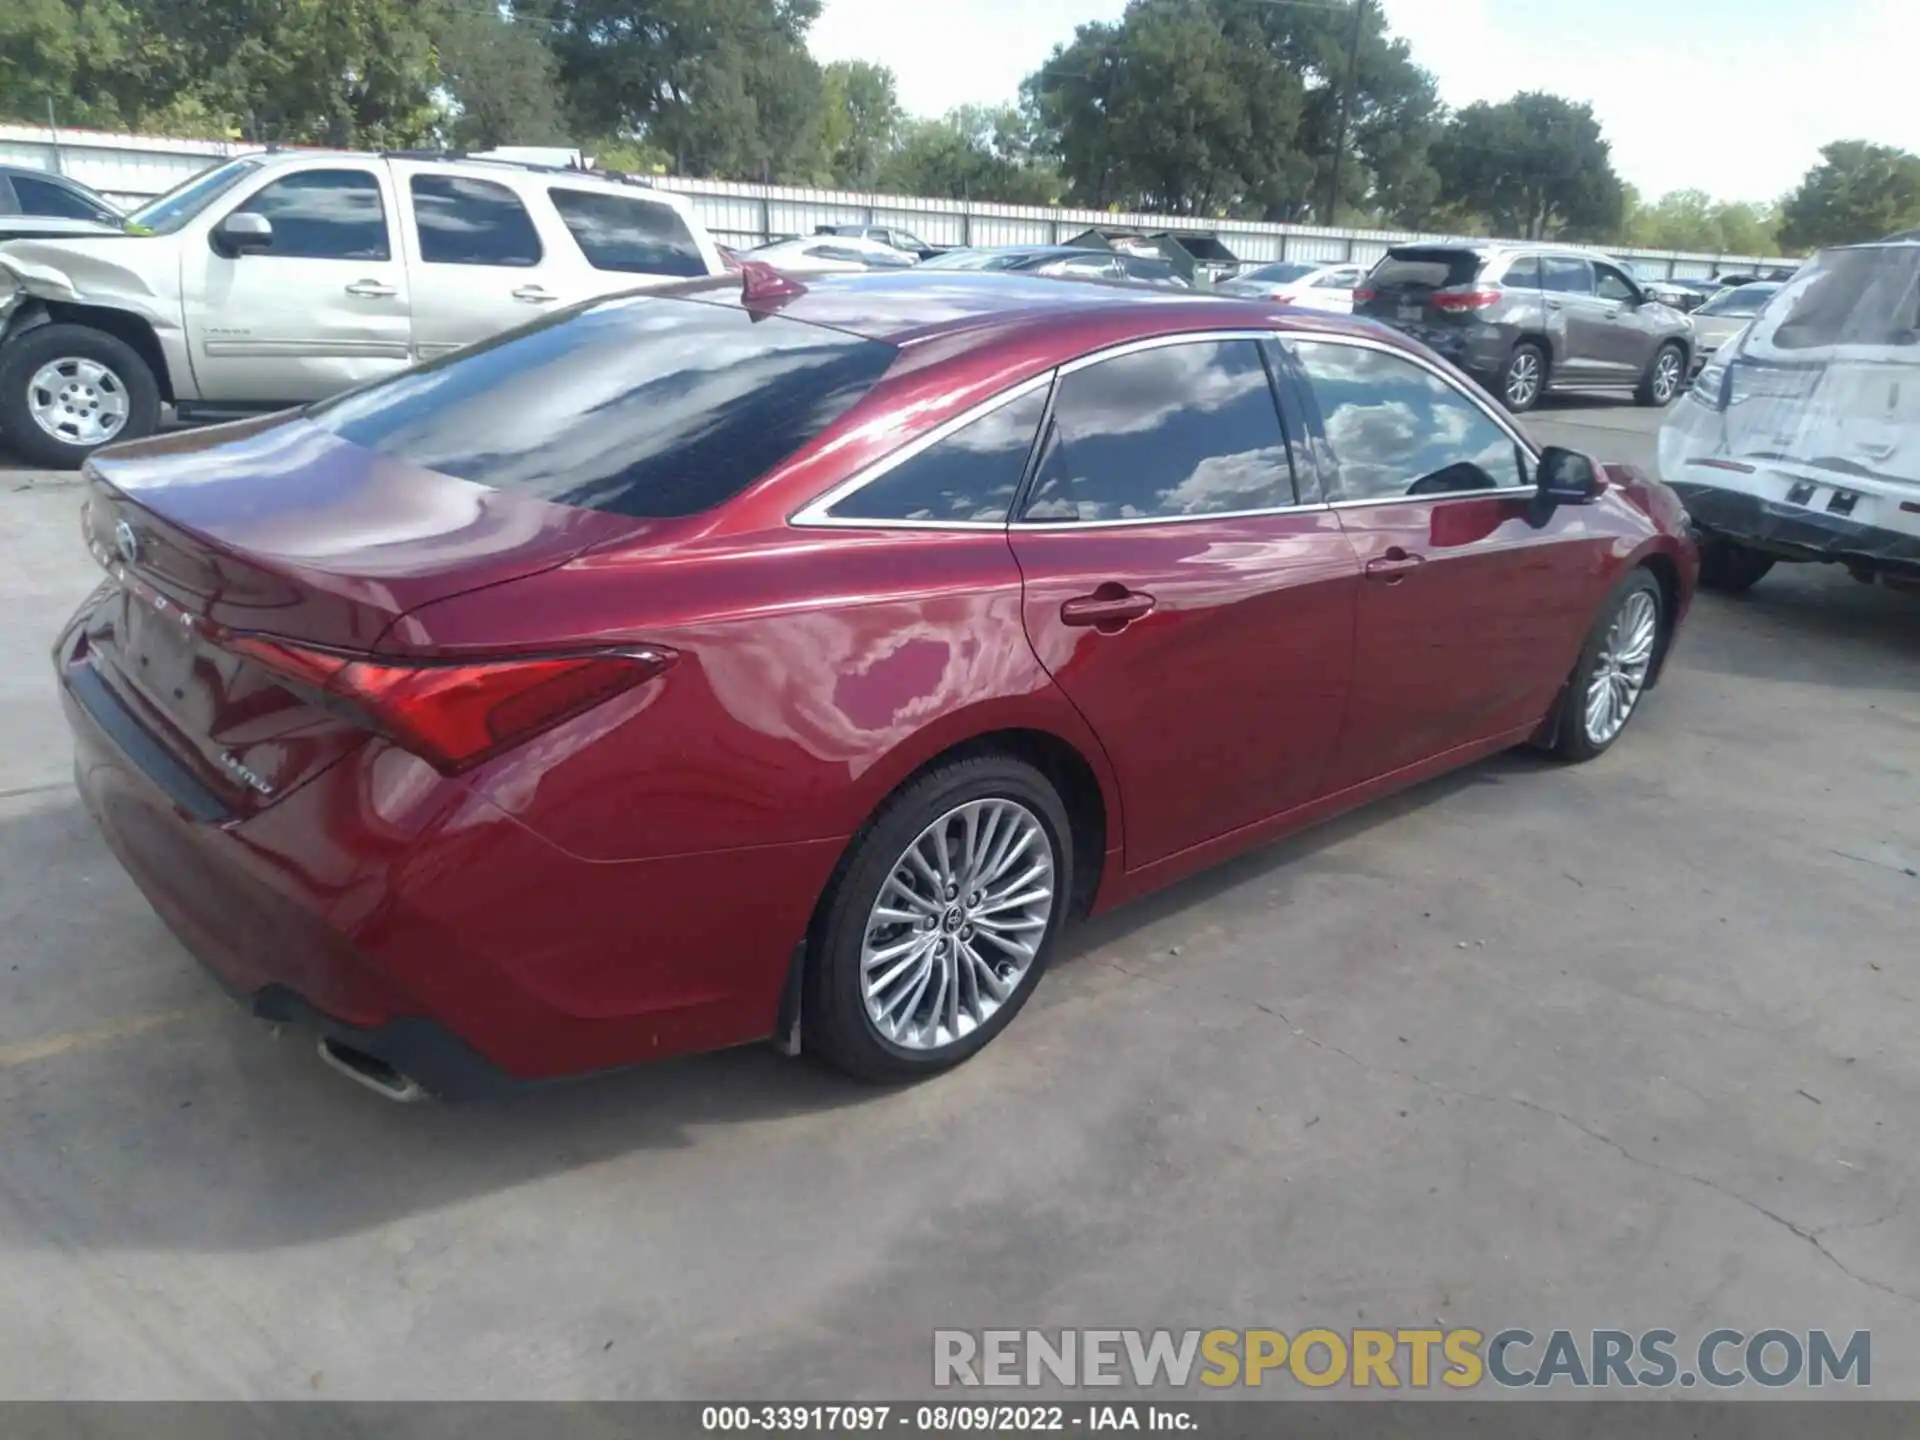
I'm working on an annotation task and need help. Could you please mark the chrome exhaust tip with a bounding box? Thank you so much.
[316,1037,428,1102]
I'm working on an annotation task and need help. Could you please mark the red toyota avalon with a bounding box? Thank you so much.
[55,269,1697,1098]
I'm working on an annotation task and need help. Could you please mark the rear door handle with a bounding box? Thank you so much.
[512,285,559,304]
[1060,589,1156,629]
[1546,300,1564,311]
[1364,548,1426,583]
[344,279,397,298]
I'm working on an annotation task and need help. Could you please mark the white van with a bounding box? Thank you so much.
[0,151,726,467]
[1656,235,1920,592]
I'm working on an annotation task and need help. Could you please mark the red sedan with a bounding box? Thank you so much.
[56,270,1697,1097]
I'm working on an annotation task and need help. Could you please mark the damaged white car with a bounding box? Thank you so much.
[1658,233,1920,593]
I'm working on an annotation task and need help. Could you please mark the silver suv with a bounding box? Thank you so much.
[1355,242,1695,414]
[0,151,726,467]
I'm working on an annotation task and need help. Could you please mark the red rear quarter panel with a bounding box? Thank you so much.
[382,527,1122,866]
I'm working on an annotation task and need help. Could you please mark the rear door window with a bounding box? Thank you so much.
[549,188,708,277]
[310,296,897,518]
[410,175,542,267]
[1541,257,1595,295]
[1371,249,1484,289]
[1020,340,1295,522]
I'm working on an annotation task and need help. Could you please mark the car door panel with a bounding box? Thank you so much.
[1007,336,1360,871]
[1279,335,1598,789]
[1592,263,1664,375]
[183,164,411,403]
[1015,513,1359,868]
[398,169,571,361]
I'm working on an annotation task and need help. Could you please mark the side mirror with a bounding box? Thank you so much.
[1536,446,1602,505]
[215,211,273,256]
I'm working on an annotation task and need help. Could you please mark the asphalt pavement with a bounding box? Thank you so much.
[0,398,1915,1401]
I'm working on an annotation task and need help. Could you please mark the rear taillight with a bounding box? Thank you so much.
[226,635,674,774]
[1432,288,1502,312]
[1352,286,1377,304]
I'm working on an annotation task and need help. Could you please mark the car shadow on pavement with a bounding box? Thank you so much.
[0,750,1509,1254]
[1679,568,1920,694]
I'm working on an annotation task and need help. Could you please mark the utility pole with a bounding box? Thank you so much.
[1325,0,1367,226]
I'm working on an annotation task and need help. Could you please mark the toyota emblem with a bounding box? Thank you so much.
[113,520,139,567]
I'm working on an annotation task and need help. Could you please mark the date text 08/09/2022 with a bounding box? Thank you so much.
[703,1406,1193,1432]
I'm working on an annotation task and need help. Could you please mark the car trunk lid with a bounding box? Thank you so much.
[74,414,650,816]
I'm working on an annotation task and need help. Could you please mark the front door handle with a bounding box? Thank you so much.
[1060,588,1156,630]
[1546,299,1564,311]
[512,285,559,304]
[1364,547,1426,584]
[344,279,397,298]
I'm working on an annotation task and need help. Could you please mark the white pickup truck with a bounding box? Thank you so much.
[0,150,729,467]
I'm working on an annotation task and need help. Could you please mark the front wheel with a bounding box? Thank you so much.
[1636,343,1686,407]
[0,324,161,468]
[1554,572,1664,763]
[804,755,1073,1083]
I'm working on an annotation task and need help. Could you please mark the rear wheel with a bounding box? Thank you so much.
[1554,572,1664,763]
[804,755,1072,1083]
[1499,342,1547,413]
[0,324,161,469]
[1696,537,1775,593]
[1636,342,1686,407]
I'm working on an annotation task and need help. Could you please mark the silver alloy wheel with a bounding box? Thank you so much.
[1650,348,1683,404]
[860,797,1056,1052]
[1505,349,1542,407]
[27,357,130,447]
[1584,589,1659,746]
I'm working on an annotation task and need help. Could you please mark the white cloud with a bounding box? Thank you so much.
[814,0,1920,205]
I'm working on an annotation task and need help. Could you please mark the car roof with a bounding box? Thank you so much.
[670,268,1384,348]
[229,149,700,211]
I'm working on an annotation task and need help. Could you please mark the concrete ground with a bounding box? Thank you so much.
[0,398,1915,1401]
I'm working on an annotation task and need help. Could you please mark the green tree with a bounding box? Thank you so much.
[819,59,900,189]
[878,106,1058,204]
[436,8,567,152]
[1431,92,1624,241]
[1024,0,1303,216]
[1779,141,1920,251]
[1217,0,1442,226]
[545,0,824,178]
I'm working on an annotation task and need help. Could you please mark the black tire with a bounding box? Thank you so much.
[1498,341,1547,413]
[1696,537,1775,594]
[1552,571,1665,764]
[0,323,161,469]
[1635,341,1686,407]
[804,754,1073,1083]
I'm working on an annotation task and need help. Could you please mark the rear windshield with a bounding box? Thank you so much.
[1371,248,1485,289]
[1766,246,1920,349]
[310,295,896,517]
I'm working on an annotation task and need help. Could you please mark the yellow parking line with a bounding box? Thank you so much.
[0,1008,200,1069]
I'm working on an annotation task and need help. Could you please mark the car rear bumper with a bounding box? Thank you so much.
[1668,479,1920,575]
[57,621,845,1093]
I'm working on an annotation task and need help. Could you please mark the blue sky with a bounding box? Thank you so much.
[810,0,1919,202]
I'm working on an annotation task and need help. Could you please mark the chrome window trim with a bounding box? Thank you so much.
[1012,501,1326,533]
[790,372,1056,531]
[1277,329,1541,506]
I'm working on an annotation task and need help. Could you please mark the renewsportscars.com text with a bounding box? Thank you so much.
[933,1327,1870,1390]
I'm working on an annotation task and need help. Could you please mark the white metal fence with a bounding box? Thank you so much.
[0,121,1793,282]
